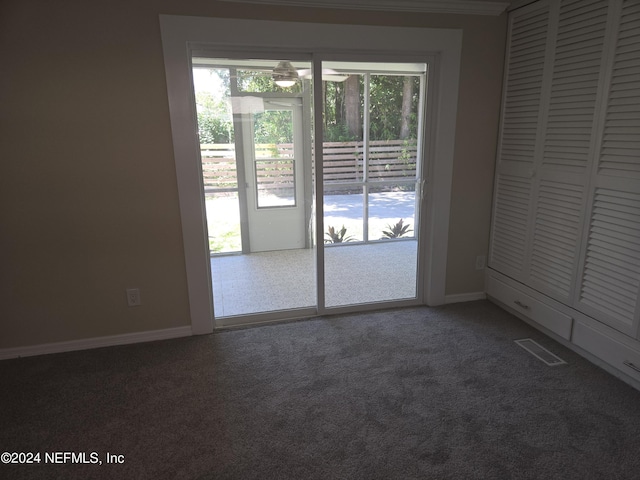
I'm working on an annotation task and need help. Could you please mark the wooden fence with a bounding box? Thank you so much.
[200,140,417,191]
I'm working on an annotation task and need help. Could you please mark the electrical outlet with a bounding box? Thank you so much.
[475,255,486,270]
[126,288,141,307]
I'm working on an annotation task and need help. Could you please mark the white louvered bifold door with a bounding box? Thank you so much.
[598,0,640,179]
[529,173,586,300]
[578,183,640,335]
[489,1,550,280]
[576,0,640,336]
[491,172,533,275]
[527,0,609,302]
[541,0,609,175]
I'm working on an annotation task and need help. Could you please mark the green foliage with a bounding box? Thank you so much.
[197,114,233,144]
[253,110,293,145]
[237,70,302,94]
[399,138,418,170]
[208,230,241,253]
[368,76,400,140]
[380,219,413,239]
[368,76,420,141]
[196,91,233,144]
[323,81,344,130]
[323,123,359,142]
[325,225,354,243]
[323,75,420,142]
[196,68,299,148]
[198,66,421,154]
[242,71,297,146]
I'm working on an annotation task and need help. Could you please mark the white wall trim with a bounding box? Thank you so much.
[0,326,193,360]
[218,0,510,16]
[444,292,487,304]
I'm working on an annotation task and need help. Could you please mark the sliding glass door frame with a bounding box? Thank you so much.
[193,51,432,326]
[312,53,433,318]
[191,51,319,327]
[194,50,434,326]
[160,15,463,334]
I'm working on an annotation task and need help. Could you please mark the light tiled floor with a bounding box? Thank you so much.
[211,240,418,317]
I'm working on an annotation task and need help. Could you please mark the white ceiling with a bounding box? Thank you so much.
[218,0,512,16]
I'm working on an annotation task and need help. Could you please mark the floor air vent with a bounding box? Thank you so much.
[515,339,566,366]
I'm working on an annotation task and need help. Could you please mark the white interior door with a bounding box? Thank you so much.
[242,98,306,252]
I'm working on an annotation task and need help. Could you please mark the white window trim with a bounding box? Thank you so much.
[159,15,462,334]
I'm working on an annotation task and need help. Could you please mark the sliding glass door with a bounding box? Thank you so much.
[320,61,426,308]
[192,58,316,320]
[191,55,427,323]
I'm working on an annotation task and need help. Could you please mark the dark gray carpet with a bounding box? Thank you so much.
[2,301,640,479]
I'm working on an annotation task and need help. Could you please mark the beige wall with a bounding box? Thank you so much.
[0,0,506,349]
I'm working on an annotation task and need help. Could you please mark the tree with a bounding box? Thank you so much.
[369,75,420,141]
[323,80,357,142]
[195,91,233,144]
[400,76,414,140]
[345,75,362,139]
[253,110,293,145]
[203,66,421,144]
[323,74,420,142]
[369,75,402,140]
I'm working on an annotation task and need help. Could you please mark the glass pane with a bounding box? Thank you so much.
[254,109,296,207]
[322,74,364,185]
[368,184,416,241]
[256,159,295,207]
[201,144,237,189]
[324,242,417,306]
[194,66,240,255]
[322,61,425,307]
[324,189,363,243]
[193,57,316,319]
[253,110,293,146]
[367,74,419,181]
[193,67,233,145]
[237,69,303,94]
[205,191,242,254]
[368,139,418,182]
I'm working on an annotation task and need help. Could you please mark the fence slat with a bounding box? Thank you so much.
[201,141,417,187]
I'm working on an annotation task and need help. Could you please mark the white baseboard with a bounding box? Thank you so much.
[444,292,487,304]
[0,326,193,360]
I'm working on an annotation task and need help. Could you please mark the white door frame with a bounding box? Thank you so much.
[160,15,462,335]
[240,97,306,252]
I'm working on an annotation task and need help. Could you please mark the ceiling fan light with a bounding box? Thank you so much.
[273,61,299,87]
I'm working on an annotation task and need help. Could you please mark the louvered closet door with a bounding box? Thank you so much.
[489,1,550,280]
[527,0,609,303]
[576,0,640,336]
